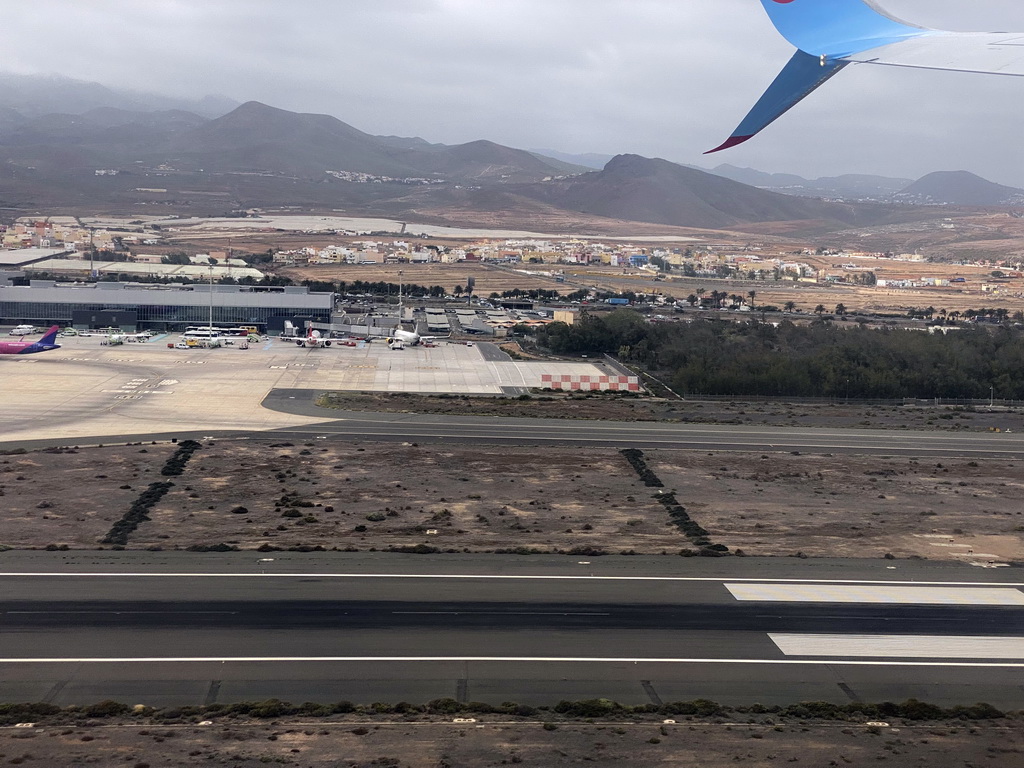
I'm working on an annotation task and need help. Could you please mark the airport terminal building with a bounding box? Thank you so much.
[0,280,334,332]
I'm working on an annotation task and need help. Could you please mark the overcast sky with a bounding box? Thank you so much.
[5,1,1023,185]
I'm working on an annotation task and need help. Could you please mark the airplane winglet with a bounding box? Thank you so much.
[704,136,754,155]
[708,50,848,154]
[710,0,953,152]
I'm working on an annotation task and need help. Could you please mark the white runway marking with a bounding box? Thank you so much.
[770,634,1024,660]
[1,573,1023,587]
[726,584,1024,605]
[0,655,1022,668]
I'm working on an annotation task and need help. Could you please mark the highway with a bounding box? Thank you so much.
[1,556,1022,708]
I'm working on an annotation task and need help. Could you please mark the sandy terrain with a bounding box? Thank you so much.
[649,450,1024,562]
[0,444,178,549]
[135,442,682,555]
[2,439,1022,562]
[1,718,1020,767]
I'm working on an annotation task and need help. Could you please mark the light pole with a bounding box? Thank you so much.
[208,263,214,334]
[990,386,995,407]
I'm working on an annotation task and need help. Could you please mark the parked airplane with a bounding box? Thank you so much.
[386,328,449,347]
[296,328,332,348]
[708,0,1024,153]
[0,325,61,355]
[387,328,421,346]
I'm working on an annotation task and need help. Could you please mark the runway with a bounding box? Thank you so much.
[6,391,1024,458]
[261,397,1024,456]
[1,555,1022,708]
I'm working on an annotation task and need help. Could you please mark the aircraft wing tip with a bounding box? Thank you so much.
[704,135,754,154]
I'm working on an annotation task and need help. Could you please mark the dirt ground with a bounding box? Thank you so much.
[130,442,678,555]
[649,450,1024,562]
[2,719,1021,767]
[317,391,1024,433]
[0,444,178,549]
[2,439,1023,561]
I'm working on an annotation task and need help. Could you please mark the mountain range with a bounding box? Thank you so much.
[0,72,1018,231]
[531,151,1024,207]
[0,73,237,119]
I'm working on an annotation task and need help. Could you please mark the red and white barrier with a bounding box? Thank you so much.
[540,374,641,392]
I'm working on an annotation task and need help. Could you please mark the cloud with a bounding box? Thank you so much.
[2,0,1022,184]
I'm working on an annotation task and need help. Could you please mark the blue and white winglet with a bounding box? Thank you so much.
[707,0,1024,153]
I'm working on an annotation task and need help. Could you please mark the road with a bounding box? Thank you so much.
[1,554,1022,708]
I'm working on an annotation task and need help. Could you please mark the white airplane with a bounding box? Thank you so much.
[387,328,421,346]
[296,328,332,348]
[708,0,1024,153]
[385,328,451,347]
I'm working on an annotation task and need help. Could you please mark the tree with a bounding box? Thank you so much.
[747,290,757,308]
[784,301,797,313]
[161,251,191,265]
[835,303,848,316]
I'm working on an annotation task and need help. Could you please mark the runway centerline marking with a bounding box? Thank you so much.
[2,656,1023,668]
[2,573,1023,587]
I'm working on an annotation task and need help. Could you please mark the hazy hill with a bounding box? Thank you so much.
[431,140,586,181]
[0,72,236,118]
[519,154,882,230]
[167,101,425,177]
[710,164,912,201]
[896,170,1024,206]
[165,102,584,182]
[0,107,206,147]
[529,148,615,170]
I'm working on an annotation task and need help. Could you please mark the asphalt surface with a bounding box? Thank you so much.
[1,559,1022,708]
[266,391,1024,457]
[2,598,1017,635]
[7,389,1024,457]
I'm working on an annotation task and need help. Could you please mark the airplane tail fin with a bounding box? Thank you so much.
[759,0,928,59]
[37,325,60,346]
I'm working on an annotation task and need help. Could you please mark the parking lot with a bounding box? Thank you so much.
[0,333,619,443]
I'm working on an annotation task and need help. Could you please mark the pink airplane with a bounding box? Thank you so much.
[0,325,61,355]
